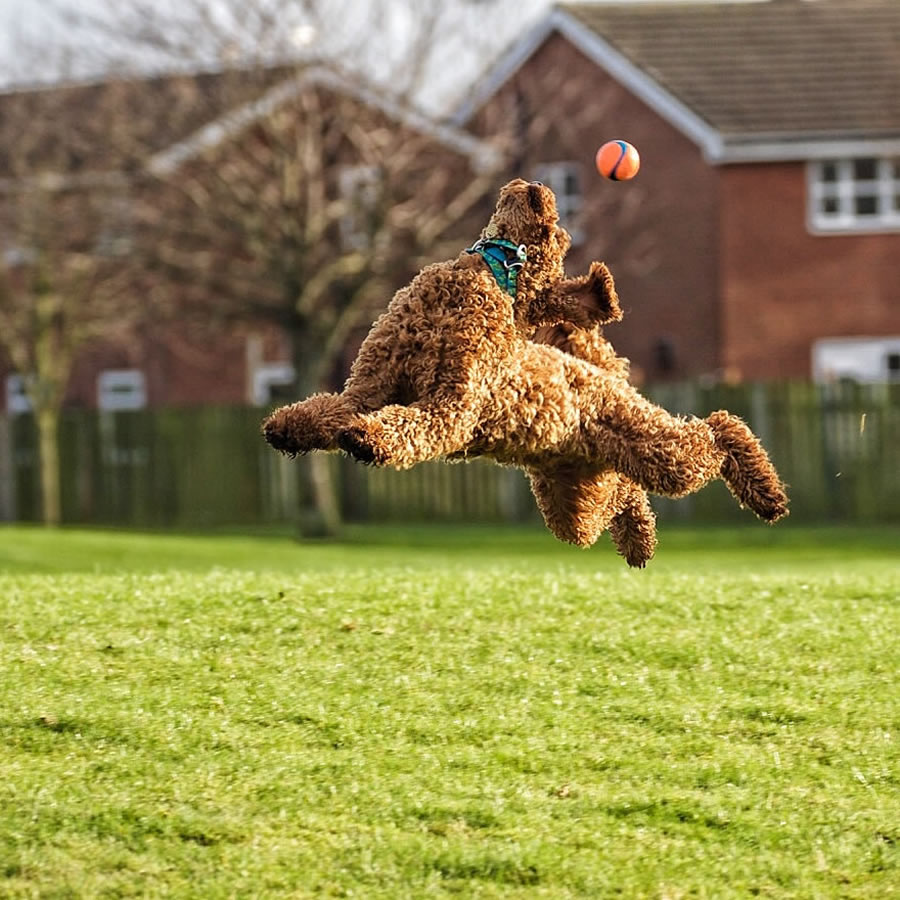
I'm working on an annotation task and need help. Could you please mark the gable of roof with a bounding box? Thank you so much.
[455,0,900,164]
[149,66,500,177]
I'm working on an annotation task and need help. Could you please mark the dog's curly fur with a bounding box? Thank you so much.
[528,320,658,567]
[263,179,788,566]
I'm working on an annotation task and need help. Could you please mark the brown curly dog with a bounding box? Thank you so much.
[263,179,788,566]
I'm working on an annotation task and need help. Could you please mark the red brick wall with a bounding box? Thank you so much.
[469,32,722,381]
[1,325,277,413]
[131,327,251,408]
[719,163,900,380]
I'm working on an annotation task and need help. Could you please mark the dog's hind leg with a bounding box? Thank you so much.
[528,465,656,567]
[608,480,657,568]
[581,414,725,499]
[706,410,789,522]
[527,465,620,548]
[577,383,788,522]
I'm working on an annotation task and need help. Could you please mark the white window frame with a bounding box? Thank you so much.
[808,157,900,234]
[5,374,32,414]
[812,337,900,384]
[252,363,295,406]
[338,164,380,251]
[97,369,147,411]
[3,246,36,267]
[532,161,584,245]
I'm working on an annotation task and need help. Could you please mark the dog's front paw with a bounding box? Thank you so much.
[262,394,346,456]
[262,408,315,457]
[337,421,389,466]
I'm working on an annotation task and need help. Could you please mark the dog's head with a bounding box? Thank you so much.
[481,179,571,292]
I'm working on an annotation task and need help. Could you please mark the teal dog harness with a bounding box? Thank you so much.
[465,238,527,298]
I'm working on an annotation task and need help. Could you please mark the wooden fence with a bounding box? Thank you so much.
[2,380,898,527]
[645,380,900,523]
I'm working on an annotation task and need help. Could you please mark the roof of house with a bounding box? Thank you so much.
[455,0,900,163]
[0,66,292,179]
[0,64,500,184]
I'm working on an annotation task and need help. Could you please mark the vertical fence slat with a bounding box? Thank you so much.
[0,415,13,522]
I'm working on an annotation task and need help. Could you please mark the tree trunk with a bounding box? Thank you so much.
[0,414,14,522]
[301,452,342,537]
[291,354,343,538]
[36,405,61,526]
[292,453,342,538]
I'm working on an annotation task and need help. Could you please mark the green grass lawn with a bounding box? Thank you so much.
[1,523,898,898]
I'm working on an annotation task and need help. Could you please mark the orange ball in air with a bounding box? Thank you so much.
[595,140,640,181]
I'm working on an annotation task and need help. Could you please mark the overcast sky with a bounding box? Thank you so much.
[0,0,765,106]
[0,0,72,84]
[0,0,554,107]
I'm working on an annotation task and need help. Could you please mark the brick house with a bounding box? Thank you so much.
[0,65,499,415]
[455,0,900,383]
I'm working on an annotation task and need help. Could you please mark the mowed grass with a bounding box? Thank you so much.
[1,524,898,898]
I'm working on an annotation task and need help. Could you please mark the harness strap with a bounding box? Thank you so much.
[465,238,527,298]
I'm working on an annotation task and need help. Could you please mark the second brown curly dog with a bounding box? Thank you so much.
[529,320,657,567]
[263,179,788,565]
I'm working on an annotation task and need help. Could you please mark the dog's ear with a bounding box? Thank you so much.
[523,262,623,330]
[567,261,623,325]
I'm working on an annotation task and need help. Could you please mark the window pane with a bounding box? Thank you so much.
[892,158,900,180]
[820,161,838,183]
[854,194,878,216]
[853,158,877,180]
[5,374,32,414]
[821,196,840,215]
[338,165,379,250]
[97,370,147,411]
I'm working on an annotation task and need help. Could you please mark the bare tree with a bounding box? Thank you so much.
[0,46,210,527]
[0,167,137,525]
[35,0,504,535]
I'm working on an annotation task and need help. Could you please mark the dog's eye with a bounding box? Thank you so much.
[531,181,543,187]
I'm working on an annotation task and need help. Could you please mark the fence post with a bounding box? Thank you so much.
[0,414,13,521]
[749,381,772,449]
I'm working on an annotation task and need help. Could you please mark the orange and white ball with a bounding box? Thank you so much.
[595,140,640,181]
